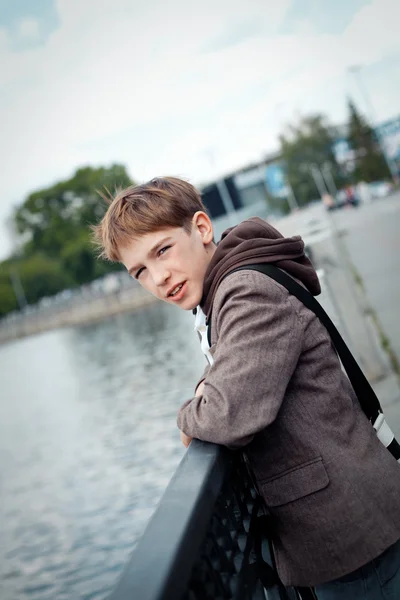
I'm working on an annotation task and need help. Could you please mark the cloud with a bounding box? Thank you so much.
[0,0,293,177]
[0,0,399,257]
[17,18,40,40]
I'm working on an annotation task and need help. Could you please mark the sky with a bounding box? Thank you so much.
[0,0,399,258]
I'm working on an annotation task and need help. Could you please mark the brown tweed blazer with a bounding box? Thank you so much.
[177,269,400,587]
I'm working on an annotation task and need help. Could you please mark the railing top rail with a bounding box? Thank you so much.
[108,440,233,600]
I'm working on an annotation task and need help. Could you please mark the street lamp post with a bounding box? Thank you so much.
[310,164,329,198]
[347,65,399,184]
[286,179,299,211]
[322,163,338,198]
[10,268,27,310]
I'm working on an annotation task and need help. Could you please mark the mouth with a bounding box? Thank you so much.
[167,281,186,301]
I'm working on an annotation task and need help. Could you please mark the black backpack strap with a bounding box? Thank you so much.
[207,263,382,424]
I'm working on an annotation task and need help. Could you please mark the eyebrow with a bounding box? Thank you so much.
[128,237,173,276]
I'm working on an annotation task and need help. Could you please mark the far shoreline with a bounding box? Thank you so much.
[0,289,159,345]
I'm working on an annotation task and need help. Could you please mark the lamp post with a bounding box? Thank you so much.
[310,164,328,199]
[10,268,27,310]
[347,65,398,184]
[322,162,338,198]
[270,102,299,212]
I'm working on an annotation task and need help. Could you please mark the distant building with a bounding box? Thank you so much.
[200,115,400,220]
[200,150,291,221]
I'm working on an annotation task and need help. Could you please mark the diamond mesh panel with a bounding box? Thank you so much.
[183,454,266,600]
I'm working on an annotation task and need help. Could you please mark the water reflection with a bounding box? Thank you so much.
[0,302,205,600]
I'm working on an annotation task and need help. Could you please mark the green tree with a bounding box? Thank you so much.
[0,164,134,316]
[2,163,133,313]
[0,259,20,316]
[0,254,73,312]
[279,114,343,206]
[0,281,18,317]
[61,231,97,285]
[16,254,73,305]
[14,164,133,256]
[60,230,122,285]
[347,99,390,182]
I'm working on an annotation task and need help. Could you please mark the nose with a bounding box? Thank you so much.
[152,265,171,288]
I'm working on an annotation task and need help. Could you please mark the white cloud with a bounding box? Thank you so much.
[17,18,40,40]
[0,0,399,258]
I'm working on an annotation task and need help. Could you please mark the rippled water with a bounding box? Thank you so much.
[0,303,205,600]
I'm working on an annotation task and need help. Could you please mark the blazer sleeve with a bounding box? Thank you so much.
[177,270,304,448]
[194,364,210,394]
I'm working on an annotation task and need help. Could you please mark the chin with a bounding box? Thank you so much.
[181,300,196,311]
[184,303,197,311]
[183,295,201,311]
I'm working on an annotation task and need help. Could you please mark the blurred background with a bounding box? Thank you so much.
[0,0,399,598]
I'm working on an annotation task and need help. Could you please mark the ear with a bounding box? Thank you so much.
[192,211,214,245]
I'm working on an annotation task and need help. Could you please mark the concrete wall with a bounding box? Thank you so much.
[0,287,159,345]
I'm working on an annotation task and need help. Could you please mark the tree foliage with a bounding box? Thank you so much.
[0,164,133,317]
[17,254,73,305]
[0,254,73,313]
[346,99,390,182]
[0,260,19,316]
[0,281,18,317]
[279,115,343,206]
[15,164,132,256]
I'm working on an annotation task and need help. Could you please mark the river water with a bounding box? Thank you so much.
[0,302,205,600]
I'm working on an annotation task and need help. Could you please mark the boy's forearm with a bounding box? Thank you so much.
[177,272,304,448]
[194,379,205,397]
[194,365,210,395]
[177,393,255,448]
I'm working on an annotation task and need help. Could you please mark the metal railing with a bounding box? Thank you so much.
[108,440,302,600]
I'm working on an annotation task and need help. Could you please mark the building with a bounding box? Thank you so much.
[200,150,292,227]
[200,114,400,225]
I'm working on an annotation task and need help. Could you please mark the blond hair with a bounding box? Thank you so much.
[92,177,207,261]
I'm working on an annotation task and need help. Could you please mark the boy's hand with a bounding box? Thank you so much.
[179,381,205,447]
[180,430,193,448]
[195,380,205,397]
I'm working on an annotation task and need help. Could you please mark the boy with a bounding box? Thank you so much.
[93,176,400,598]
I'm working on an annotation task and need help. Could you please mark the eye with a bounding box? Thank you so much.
[134,267,145,279]
[158,245,171,256]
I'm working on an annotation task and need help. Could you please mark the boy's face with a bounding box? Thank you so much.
[119,211,216,311]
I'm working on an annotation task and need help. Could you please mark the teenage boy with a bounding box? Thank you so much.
[93,176,400,599]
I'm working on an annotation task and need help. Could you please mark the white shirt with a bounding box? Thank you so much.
[193,306,214,365]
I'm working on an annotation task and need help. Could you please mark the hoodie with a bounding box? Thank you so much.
[201,216,321,321]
